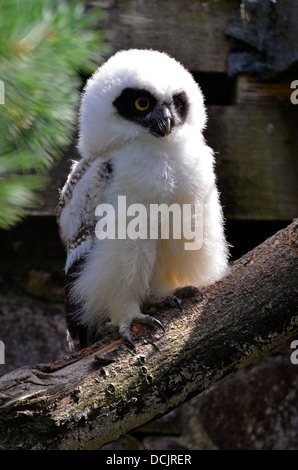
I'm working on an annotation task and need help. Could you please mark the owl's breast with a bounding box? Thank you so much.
[110,145,198,206]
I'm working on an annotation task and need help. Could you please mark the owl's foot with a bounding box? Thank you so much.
[173,285,203,300]
[156,294,183,311]
[120,314,165,347]
[147,285,203,315]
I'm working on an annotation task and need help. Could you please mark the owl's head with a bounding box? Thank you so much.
[78,49,207,159]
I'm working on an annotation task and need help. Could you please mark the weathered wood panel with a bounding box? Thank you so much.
[27,147,76,217]
[30,98,298,221]
[236,75,297,105]
[25,1,298,221]
[205,103,298,220]
[96,0,239,72]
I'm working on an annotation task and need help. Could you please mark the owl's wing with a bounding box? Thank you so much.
[57,157,113,350]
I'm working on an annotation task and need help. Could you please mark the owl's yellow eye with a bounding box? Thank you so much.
[173,97,182,111]
[134,96,150,112]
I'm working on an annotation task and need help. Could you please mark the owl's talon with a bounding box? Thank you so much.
[157,294,182,311]
[121,328,135,348]
[138,315,165,331]
[146,286,203,316]
[145,294,183,314]
[174,285,204,300]
[168,295,182,311]
[120,314,165,347]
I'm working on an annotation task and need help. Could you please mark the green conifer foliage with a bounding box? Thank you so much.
[0,0,106,228]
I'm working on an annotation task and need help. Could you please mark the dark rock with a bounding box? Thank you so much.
[227,0,298,79]
[195,340,298,449]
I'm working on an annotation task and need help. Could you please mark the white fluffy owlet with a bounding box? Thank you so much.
[57,49,229,350]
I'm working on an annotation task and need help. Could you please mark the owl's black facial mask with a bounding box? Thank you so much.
[113,88,189,137]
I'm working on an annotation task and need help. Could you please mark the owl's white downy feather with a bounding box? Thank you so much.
[57,49,229,349]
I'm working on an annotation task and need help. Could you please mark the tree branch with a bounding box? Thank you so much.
[0,219,297,450]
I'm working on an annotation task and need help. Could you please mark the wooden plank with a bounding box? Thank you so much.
[95,0,239,72]
[27,146,78,217]
[30,102,298,221]
[236,75,296,105]
[205,104,298,220]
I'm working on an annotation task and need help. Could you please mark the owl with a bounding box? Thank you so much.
[57,49,229,350]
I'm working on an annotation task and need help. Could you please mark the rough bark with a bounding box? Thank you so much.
[0,220,297,450]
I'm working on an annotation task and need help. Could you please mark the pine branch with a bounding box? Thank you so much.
[0,0,107,229]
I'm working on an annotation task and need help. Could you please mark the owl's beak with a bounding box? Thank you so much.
[161,106,173,137]
[149,105,173,138]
